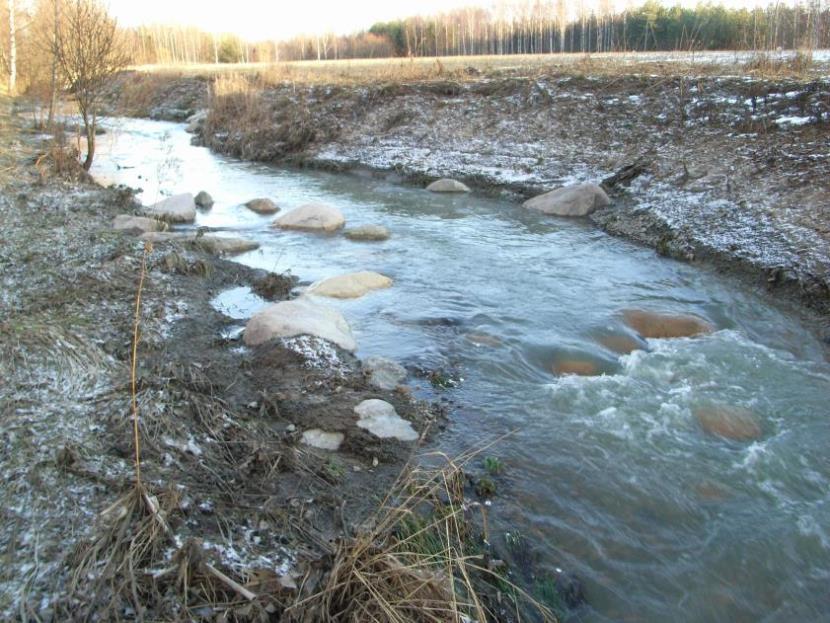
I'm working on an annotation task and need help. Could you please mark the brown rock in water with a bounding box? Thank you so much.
[694,405,762,441]
[245,198,279,214]
[623,309,715,339]
[597,333,648,354]
[552,359,600,377]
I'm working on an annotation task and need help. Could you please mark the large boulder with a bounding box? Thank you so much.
[694,405,762,441]
[354,399,418,441]
[245,198,279,214]
[139,193,197,223]
[426,178,471,193]
[344,224,390,241]
[194,191,214,209]
[112,214,166,233]
[364,356,406,390]
[523,183,610,217]
[623,309,715,339]
[243,297,356,351]
[307,271,392,299]
[273,203,344,232]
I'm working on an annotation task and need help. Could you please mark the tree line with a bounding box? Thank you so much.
[114,1,830,63]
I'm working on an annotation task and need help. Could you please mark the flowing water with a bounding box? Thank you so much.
[92,118,830,622]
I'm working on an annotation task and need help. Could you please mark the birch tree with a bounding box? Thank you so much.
[7,0,16,93]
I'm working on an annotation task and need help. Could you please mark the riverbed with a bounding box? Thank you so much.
[92,117,830,622]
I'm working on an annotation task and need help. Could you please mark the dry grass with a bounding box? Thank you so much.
[133,49,827,88]
[288,452,556,623]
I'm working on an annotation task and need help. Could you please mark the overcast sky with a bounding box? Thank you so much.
[108,0,774,40]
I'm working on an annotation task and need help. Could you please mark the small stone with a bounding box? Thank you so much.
[364,356,407,390]
[344,224,390,241]
[301,429,344,451]
[286,424,296,432]
[245,198,279,214]
[354,399,418,441]
[194,191,214,209]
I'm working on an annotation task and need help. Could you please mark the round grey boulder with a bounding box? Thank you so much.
[523,183,610,217]
[426,178,471,193]
[139,193,197,223]
[273,203,345,232]
[244,297,356,351]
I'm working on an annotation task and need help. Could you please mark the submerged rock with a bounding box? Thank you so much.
[623,309,715,339]
[552,359,601,377]
[523,183,610,217]
[194,191,214,209]
[244,297,356,351]
[139,193,197,223]
[364,356,406,390]
[344,224,390,241]
[464,332,503,347]
[427,178,471,193]
[694,405,762,441]
[112,214,166,233]
[245,197,279,214]
[307,271,392,299]
[301,429,344,451]
[273,203,344,232]
[596,332,649,355]
[354,399,418,441]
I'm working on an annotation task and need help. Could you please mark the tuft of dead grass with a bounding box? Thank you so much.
[288,452,556,623]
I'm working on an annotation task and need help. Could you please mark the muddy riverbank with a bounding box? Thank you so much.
[110,67,830,325]
[1,100,501,620]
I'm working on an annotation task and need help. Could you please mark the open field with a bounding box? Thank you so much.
[131,48,830,84]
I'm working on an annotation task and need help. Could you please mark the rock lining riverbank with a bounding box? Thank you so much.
[121,69,830,329]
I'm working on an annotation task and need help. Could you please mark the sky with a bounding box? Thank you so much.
[108,0,774,40]
[109,0,476,40]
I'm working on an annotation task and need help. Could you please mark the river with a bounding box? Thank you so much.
[92,117,830,622]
